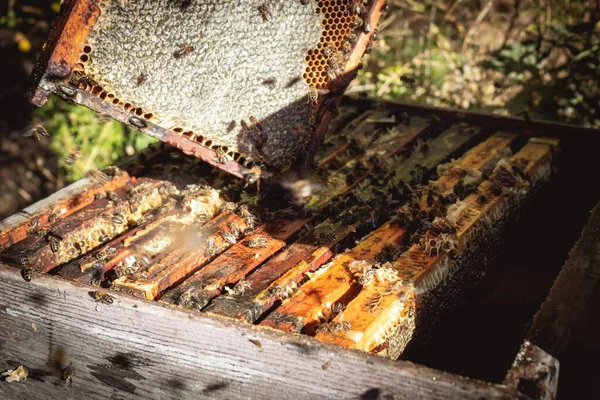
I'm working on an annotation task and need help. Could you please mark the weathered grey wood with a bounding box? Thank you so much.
[527,200,600,358]
[343,95,600,139]
[0,264,514,399]
[504,340,560,400]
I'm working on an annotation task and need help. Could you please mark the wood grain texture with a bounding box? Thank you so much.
[527,198,600,358]
[503,340,560,400]
[0,170,130,250]
[0,265,514,400]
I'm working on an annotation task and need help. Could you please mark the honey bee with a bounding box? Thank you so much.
[307,87,330,104]
[205,237,218,258]
[243,165,265,191]
[308,87,319,104]
[332,302,346,314]
[219,202,237,214]
[70,71,98,88]
[57,362,74,387]
[87,169,110,184]
[65,147,81,165]
[224,279,251,296]
[20,256,31,268]
[220,231,237,245]
[21,267,33,282]
[400,75,416,89]
[99,234,110,242]
[331,321,351,332]
[48,209,60,223]
[248,116,263,132]
[215,147,232,164]
[323,43,335,57]
[136,72,147,86]
[352,16,364,30]
[348,2,362,14]
[105,191,120,203]
[21,123,49,141]
[238,205,257,228]
[26,219,41,235]
[363,23,371,33]
[46,232,62,253]
[88,290,114,304]
[112,213,124,225]
[257,2,271,22]
[173,43,194,59]
[228,221,241,238]
[245,236,268,249]
[128,116,147,129]
[94,192,106,201]
[372,29,379,41]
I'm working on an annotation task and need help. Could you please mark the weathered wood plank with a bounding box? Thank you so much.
[163,218,309,309]
[503,340,560,400]
[261,222,406,333]
[111,211,247,300]
[0,265,514,400]
[527,198,600,358]
[1,179,167,272]
[54,185,224,285]
[0,169,130,251]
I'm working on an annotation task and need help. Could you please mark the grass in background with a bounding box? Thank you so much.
[32,97,156,181]
[359,0,600,128]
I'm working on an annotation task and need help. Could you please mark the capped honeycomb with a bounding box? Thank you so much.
[60,0,367,170]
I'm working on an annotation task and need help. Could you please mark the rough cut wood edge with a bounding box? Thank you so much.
[503,340,560,400]
[343,96,600,138]
[0,264,514,399]
[0,172,129,249]
[527,199,600,359]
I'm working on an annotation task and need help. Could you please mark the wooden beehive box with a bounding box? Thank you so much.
[2,96,600,399]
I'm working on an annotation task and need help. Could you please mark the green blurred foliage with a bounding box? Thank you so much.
[361,0,600,128]
[33,97,156,181]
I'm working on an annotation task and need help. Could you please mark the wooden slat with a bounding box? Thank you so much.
[204,225,350,322]
[111,211,247,300]
[315,139,555,357]
[54,185,224,284]
[0,264,513,399]
[0,169,130,250]
[306,117,430,210]
[1,179,167,272]
[261,222,406,332]
[162,218,309,309]
[527,197,600,358]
